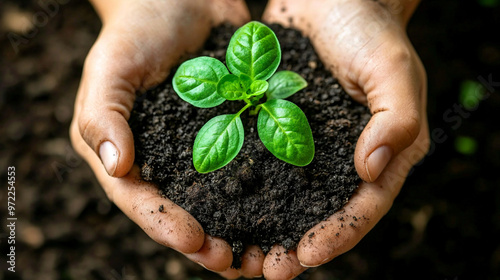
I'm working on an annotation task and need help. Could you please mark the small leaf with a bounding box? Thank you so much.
[217,74,248,100]
[247,80,269,98]
[173,56,228,108]
[193,114,245,173]
[227,21,281,81]
[239,73,253,89]
[257,99,314,166]
[267,70,308,100]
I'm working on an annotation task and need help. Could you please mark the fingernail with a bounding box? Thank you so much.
[196,261,208,270]
[194,261,217,273]
[299,262,320,268]
[366,146,392,182]
[300,257,331,268]
[99,141,118,176]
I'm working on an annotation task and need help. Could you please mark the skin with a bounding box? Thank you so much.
[70,0,254,275]
[71,0,428,279]
[261,0,428,279]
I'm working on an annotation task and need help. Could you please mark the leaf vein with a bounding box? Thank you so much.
[199,116,240,168]
[253,33,272,45]
[263,105,301,157]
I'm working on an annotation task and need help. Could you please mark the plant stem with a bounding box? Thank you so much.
[236,102,252,117]
[249,104,262,116]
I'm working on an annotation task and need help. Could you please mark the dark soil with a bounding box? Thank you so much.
[2,0,500,279]
[129,24,370,266]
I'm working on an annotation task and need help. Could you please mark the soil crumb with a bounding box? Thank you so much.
[129,24,371,267]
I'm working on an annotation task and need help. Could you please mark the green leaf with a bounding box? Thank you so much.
[257,99,314,166]
[226,21,281,81]
[193,114,245,173]
[247,80,269,98]
[173,56,228,108]
[217,74,248,100]
[239,73,253,90]
[267,70,308,100]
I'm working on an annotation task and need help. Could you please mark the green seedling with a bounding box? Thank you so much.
[173,21,314,173]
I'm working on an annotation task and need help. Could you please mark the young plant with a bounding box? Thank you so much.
[173,21,314,173]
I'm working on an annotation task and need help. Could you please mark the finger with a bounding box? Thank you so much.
[75,7,214,178]
[354,41,424,182]
[218,267,241,279]
[75,36,141,177]
[297,117,430,267]
[70,123,205,254]
[263,246,306,280]
[296,180,392,267]
[209,0,251,26]
[186,235,233,272]
[262,0,308,28]
[240,245,265,278]
[118,173,205,254]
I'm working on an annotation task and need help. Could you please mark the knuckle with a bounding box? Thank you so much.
[381,44,413,74]
[401,111,421,145]
[77,113,97,150]
[391,45,412,64]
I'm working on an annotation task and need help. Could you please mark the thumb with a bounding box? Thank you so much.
[73,39,141,177]
[354,44,425,183]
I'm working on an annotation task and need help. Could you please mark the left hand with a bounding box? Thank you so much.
[257,0,430,279]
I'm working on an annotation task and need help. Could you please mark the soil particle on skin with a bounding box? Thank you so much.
[129,24,371,267]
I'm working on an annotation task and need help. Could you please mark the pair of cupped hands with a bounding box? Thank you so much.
[70,0,429,279]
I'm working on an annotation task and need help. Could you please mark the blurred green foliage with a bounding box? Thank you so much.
[459,80,485,110]
[455,136,478,155]
[478,0,500,7]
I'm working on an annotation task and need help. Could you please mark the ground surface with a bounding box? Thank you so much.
[1,0,499,279]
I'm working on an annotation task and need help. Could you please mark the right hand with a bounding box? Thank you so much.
[70,0,266,276]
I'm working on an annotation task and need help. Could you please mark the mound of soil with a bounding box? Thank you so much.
[129,24,371,267]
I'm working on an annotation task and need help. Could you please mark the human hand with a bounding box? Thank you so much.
[70,0,260,275]
[262,0,429,278]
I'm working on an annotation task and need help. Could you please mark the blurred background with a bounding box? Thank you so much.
[1,0,499,279]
